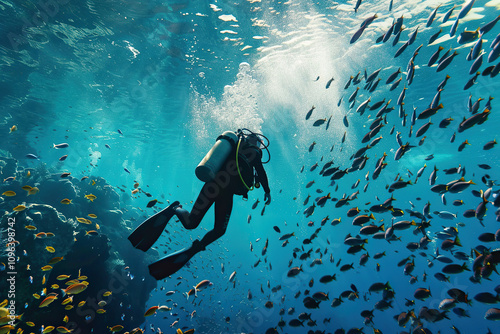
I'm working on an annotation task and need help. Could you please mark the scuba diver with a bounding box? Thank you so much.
[128,129,271,280]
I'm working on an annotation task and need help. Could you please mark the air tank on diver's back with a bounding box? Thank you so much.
[195,131,238,182]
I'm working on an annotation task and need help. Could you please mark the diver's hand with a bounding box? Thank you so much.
[264,192,271,205]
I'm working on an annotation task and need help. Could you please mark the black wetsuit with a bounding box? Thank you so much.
[174,141,270,250]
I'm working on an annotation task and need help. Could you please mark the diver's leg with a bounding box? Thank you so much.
[174,181,217,229]
[196,191,233,250]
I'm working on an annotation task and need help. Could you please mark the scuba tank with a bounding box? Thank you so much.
[195,131,238,182]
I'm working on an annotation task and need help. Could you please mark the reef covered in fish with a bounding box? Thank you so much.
[0,153,157,333]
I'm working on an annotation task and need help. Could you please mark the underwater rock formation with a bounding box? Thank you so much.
[0,157,157,332]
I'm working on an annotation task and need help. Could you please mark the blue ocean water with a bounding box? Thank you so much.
[1,0,500,333]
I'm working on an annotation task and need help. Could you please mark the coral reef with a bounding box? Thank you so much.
[0,157,157,332]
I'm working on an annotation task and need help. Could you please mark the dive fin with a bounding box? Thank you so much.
[149,246,196,280]
[148,240,204,280]
[128,201,180,252]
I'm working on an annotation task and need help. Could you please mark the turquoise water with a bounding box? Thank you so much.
[1,0,500,333]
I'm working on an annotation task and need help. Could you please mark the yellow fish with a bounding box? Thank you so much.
[26,322,35,327]
[98,301,107,307]
[41,265,52,271]
[0,300,7,308]
[144,306,159,317]
[63,283,88,295]
[28,187,39,196]
[57,275,70,280]
[77,301,85,307]
[85,230,98,236]
[45,246,55,253]
[60,199,72,205]
[55,326,72,333]
[13,205,26,212]
[108,325,124,332]
[91,180,96,186]
[65,280,79,285]
[78,276,88,280]
[26,264,30,270]
[25,225,37,230]
[102,291,112,297]
[39,295,57,308]
[2,191,16,197]
[131,188,139,195]
[32,293,40,299]
[51,284,59,289]
[26,170,31,177]
[46,232,55,237]
[9,125,17,133]
[42,275,46,285]
[48,257,63,264]
[35,232,47,239]
[76,218,91,224]
[88,214,97,218]
[42,326,55,333]
[84,194,96,202]
[63,315,69,323]
[61,297,73,305]
[0,325,15,333]
[96,224,100,230]
[64,305,73,310]
[21,185,32,191]
[96,309,106,314]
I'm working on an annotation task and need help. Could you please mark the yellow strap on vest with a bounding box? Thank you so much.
[236,138,254,192]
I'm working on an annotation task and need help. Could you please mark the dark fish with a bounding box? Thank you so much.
[386,68,401,84]
[450,18,460,37]
[437,74,451,90]
[437,51,458,72]
[464,71,480,90]
[442,5,457,23]
[483,139,497,150]
[439,118,453,128]
[118,129,123,135]
[474,292,500,304]
[414,287,431,300]
[354,0,362,12]
[146,199,158,208]
[325,78,334,89]
[442,263,470,274]
[458,0,476,20]
[469,54,483,74]
[426,5,441,27]
[124,167,131,174]
[429,45,445,65]
[416,120,432,137]
[417,104,443,119]
[407,26,419,45]
[471,37,483,60]
[394,41,409,58]
[59,155,68,161]
[305,106,315,120]
[458,139,470,152]
[273,226,281,233]
[313,119,327,127]
[428,29,442,44]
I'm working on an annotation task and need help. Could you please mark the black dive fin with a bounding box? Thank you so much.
[148,242,201,280]
[128,201,179,252]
